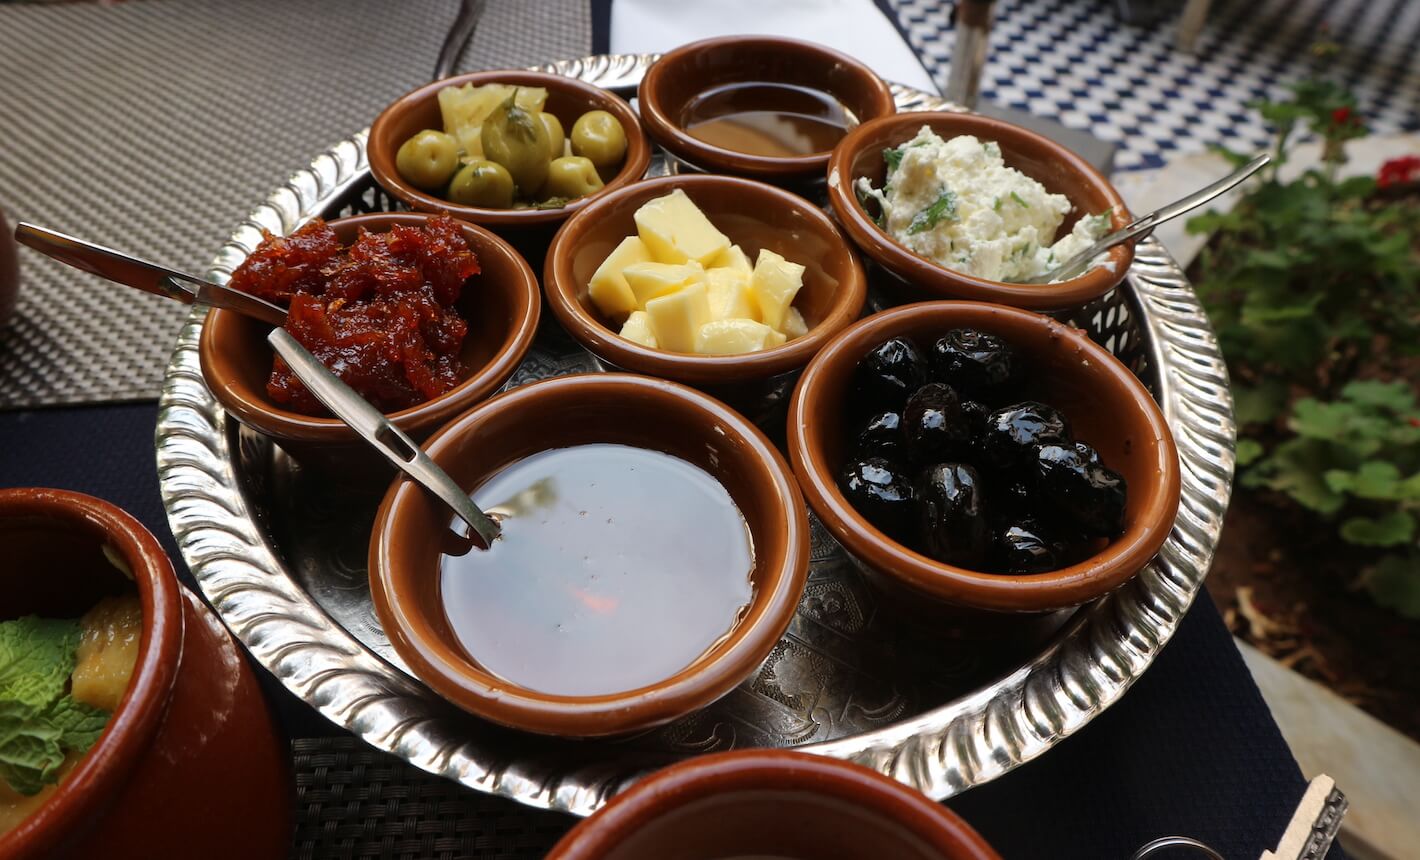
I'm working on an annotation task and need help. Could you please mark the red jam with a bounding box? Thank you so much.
[228,215,478,415]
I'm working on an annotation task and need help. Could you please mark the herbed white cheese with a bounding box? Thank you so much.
[855,127,1111,282]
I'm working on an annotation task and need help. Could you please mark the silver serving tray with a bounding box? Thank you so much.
[156,54,1235,816]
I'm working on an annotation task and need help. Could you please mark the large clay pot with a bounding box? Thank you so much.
[0,488,292,859]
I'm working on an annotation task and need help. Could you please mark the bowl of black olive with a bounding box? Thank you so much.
[787,301,1181,613]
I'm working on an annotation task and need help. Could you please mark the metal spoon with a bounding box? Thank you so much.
[13,222,288,326]
[267,328,501,548]
[1020,152,1270,285]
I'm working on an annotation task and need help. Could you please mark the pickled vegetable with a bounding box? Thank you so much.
[854,337,929,411]
[854,411,906,464]
[395,129,460,191]
[481,94,551,195]
[1034,443,1127,537]
[994,518,1066,574]
[571,110,629,171]
[448,160,515,208]
[543,155,605,199]
[981,401,1071,470]
[902,382,972,464]
[930,328,1018,397]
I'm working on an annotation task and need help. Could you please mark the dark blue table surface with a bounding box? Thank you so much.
[0,401,1341,859]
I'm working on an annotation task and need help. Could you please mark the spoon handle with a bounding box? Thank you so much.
[14,222,288,326]
[267,328,501,547]
[1030,152,1270,284]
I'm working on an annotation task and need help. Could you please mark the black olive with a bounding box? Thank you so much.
[853,337,930,411]
[989,478,1035,521]
[981,401,1072,470]
[902,383,973,465]
[993,518,1066,574]
[853,411,906,463]
[914,463,991,568]
[1075,441,1102,465]
[959,400,991,441]
[839,457,916,539]
[930,329,1018,397]
[1033,444,1128,537]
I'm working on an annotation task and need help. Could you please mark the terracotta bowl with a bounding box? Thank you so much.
[543,174,867,408]
[200,211,540,475]
[0,488,290,859]
[788,302,1180,613]
[639,36,896,182]
[370,373,810,736]
[827,111,1134,312]
[368,70,652,235]
[546,749,1000,859]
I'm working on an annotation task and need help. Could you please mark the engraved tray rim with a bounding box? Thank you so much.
[155,52,1235,817]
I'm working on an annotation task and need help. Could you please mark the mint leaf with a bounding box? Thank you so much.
[907,190,958,235]
[1366,555,1420,619]
[1340,380,1415,413]
[41,695,108,752]
[882,146,903,172]
[0,618,81,709]
[0,701,65,797]
[1236,438,1264,466]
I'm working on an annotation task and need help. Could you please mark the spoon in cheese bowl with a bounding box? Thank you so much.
[266,328,502,548]
[1018,152,1269,285]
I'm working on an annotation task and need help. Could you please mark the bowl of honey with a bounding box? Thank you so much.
[638,36,896,183]
[369,373,810,737]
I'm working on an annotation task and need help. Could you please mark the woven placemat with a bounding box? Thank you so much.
[293,736,574,860]
[0,0,589,409]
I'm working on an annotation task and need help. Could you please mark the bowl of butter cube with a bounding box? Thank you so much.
[543,174,867,406]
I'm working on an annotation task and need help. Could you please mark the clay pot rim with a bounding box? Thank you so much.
[638,35,897,180]
[787,301,1182,612]
[543,173,868,386]
[198,211,541,445]
[545,749,1001,859]
[0,488,181,856]
[367,69,653,227]
[826,111,1134,311]
[368,373,810,736]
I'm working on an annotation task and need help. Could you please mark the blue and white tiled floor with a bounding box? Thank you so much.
[888,0,1420,171]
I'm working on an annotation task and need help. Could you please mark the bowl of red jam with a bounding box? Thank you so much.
[199,212,541,476]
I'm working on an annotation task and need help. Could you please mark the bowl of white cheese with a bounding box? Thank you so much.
[826,112,1133,312]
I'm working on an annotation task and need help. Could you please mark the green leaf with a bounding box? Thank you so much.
[0,618,81,710]
[1254,438,1348,514]
[1365,554,1420,619]
[1325,462,1403,499]
[1237,438,1265,466]
[1233,382,1288,426]
[0,701,65,797]
[1341,380,1415,413]
[907,190,959,235]
[1009,191,1029,208]
[882,146,903,172]
[1340,510,1416,546]
[40,695,109,753]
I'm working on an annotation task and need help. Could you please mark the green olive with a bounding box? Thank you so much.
[542,156,605,201]
[481,93,551,196]
[539,112,566,159]
[395,129,459,191]
[447,160,515,208]
[570,110,628,171]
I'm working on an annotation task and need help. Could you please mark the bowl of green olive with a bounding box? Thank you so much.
[369,70,652,231]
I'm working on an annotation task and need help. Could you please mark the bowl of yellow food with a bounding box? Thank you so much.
[0,488,291,858]
[543,174,867,409]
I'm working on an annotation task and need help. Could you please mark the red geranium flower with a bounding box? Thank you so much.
[1331,106,1352,125]
[1378,155,1420,188]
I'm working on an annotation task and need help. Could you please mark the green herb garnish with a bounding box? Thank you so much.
[907,190,959,235]
[0,617,108,796]
[882,146,904,172]
[1010,191,1029,208]
[992,197,1002,212]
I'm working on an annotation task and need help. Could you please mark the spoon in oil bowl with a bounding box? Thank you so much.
[267,328,502,548]
[13,222,289,325]
[1020,152,1270,285]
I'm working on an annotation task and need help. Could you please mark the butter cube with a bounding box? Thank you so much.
[764,328,787,348]
[750,249,806,331]
[783,307,809,339]
[645,282,711,353]
[618,310,658,348]
[588,236,652,320]
[634,189,731,265]
[706,269,758,322]
[696,319,774,355]
[711,244,753,274]
[622,260,704,307]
